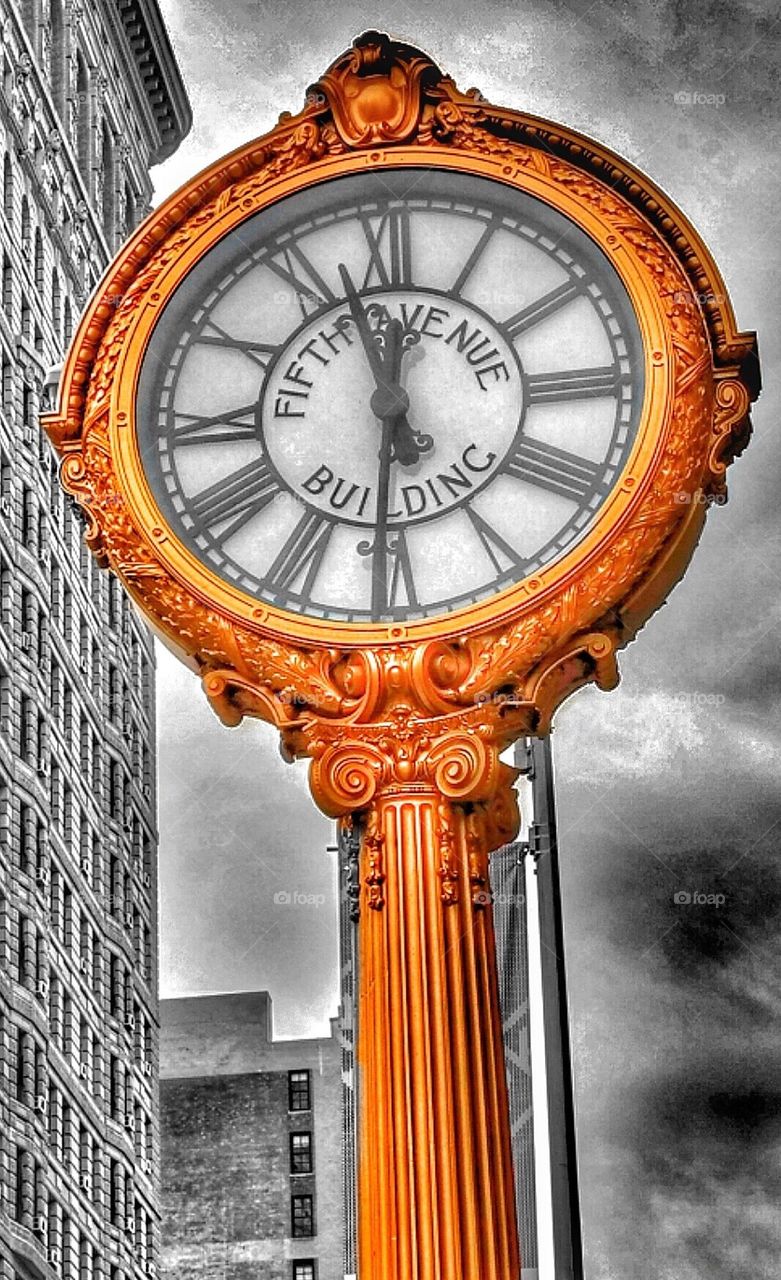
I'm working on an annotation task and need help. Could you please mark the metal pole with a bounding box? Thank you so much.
[521,737,584,1280]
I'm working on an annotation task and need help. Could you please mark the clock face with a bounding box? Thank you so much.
[135,168,645,624]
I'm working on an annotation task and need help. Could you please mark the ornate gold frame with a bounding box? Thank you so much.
[44,32,757,759]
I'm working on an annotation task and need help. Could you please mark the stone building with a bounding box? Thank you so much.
[0,6,189,1280]
[159,992,344,1280]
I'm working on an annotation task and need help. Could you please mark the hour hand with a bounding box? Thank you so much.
[391,416,433,466]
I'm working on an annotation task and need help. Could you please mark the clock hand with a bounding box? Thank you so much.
[339,264,429,466]
[338,263,393,390]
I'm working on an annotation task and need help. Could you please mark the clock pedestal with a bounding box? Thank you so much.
[294,702,531,1279]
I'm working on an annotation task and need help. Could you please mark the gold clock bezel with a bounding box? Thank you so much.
[45,30,755,721]
[114,146,667,648]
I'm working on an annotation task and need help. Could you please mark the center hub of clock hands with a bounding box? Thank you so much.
[338,264,431,469]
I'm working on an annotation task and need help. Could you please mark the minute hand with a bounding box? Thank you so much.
[338,263,388,387]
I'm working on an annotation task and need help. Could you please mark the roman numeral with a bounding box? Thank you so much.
[465,507,526,576]
[265,244,336,319]
[194,320,278,370]
[502,281,581,339]
[172,402,258,447]
[264,511,333,604]
[189,456,281,539]
[387,529,418,613]
[526,366,625,403]
[361,207,413,289]
[450,221,496,296]
[503,437,601,502]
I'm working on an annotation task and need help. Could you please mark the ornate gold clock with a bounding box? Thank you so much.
[44,32,759,1280]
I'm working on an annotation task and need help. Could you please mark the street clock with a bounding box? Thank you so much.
[45,32,759,1280]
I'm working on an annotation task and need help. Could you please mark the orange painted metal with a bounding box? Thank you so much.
[356,790,519,1279]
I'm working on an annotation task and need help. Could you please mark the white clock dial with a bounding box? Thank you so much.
[136,169,643,623]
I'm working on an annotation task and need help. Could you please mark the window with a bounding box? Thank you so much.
[50,0,67,118]
[20,695,36,762]
[121,181,136,237]
[292,1264,316,1280]
[288,1069,311,1112]
[291,1194,314,1239]
[34,227,44,293]
[21,485,37,549]
[1,251,10,318]
[76,52,90,178]
[101,123,114,238]
[52,270,61,339]
[21,196,30,250]
[1,349,12,415]
[3,153,12,224]
[290,1131,312,1174]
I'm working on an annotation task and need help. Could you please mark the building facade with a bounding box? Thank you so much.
[0,8,189,1280]
[159,992,344,1280]
[490,841,538,1276]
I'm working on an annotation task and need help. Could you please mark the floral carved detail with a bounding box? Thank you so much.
[437,801,459,906]
[363,807,385,911]
[465,809,490,909]
[313,30,442,148]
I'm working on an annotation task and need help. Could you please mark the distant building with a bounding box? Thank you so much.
[159,992,344,1280]
[0,5,189,1280]
[491,842,538,1275]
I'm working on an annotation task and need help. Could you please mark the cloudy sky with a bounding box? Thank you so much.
[149,2,781,1276]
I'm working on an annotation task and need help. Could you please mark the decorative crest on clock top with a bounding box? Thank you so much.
[43,30,759,835]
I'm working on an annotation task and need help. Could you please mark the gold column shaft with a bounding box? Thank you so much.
[356,789,520,1280]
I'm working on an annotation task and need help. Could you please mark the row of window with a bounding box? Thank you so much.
[0,568,153,725]
[3,690,153,837]
[287,1071,315,1240]
[0,218,74,348]
[2,14,144,257]
[0,450,154,695]
[3,777,153,905]
[12,1142,156,1271]
[7,1017,154,1185]
[1,855,153,991]
[11,1034,154,1169]
[1,899,154,1058]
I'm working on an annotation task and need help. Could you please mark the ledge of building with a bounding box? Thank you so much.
[117,0,192,164]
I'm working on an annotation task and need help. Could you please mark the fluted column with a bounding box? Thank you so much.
[355,787,520,1280]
